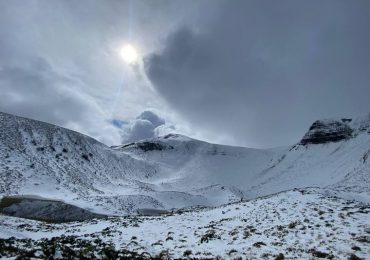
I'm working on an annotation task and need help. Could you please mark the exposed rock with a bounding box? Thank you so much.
[300,120,353,145]
[119,140,174,152]
[136,141,174,152]
[341,118,352,123]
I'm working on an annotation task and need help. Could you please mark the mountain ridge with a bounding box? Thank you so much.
[1,111,370,215]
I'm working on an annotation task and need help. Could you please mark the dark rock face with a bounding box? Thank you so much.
[118,140,174,152]
[163,133,181,139]
[122,141,174,152]
[341,118,352,123]
[137,142,173,152]
[300,120,353,145]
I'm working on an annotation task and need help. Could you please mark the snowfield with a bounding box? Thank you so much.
[1,111,370,258]
[0,189,369,259]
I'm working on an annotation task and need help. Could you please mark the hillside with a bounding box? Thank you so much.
[118,115,370,203]
[0,189,368,259]
[1,111,370,259]
[1,111,370,216]
[0,112,262,214]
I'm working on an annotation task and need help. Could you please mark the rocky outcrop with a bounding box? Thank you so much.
[121,141,174,152]
[300,119,353,145]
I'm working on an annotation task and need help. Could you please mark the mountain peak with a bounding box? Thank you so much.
[114,133,198,152]
[300,119,353,145]
[300,113,370,145]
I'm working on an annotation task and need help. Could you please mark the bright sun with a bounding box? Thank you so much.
[119,44,138,64]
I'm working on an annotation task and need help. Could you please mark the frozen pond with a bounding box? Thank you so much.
[0,195,106,223]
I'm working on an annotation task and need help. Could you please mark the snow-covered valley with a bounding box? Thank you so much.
[1,189,369,259]
[1,111,370,259]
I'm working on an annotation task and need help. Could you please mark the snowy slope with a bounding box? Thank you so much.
[0,112,251,214]
[115,134,276,193]
[248,115,370,201]
[118,115,370,203]
[0,189,368,259]
[1,111,370,216]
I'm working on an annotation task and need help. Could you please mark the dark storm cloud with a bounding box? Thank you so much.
[1,0,369,147]
[145,0,370,147]
[0,0,212,145]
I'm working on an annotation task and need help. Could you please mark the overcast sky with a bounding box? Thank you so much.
[0,0,369,148]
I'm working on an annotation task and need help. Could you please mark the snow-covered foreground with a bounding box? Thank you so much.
[1,189,369,259]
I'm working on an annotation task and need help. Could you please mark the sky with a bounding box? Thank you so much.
[0,0,369,148]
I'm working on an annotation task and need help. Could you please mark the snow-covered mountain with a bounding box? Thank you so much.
[116,115,370,203]
[1,111,370,216]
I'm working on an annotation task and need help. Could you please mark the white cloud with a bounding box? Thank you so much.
[121,111,167,143]
[119,110,232,145]
[137,110,165,128]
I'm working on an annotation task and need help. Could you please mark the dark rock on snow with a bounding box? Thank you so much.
[300,120,353,145]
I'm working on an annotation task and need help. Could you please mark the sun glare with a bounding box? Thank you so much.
[119,44,138,64]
